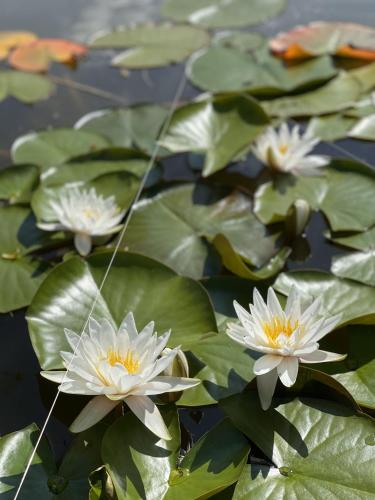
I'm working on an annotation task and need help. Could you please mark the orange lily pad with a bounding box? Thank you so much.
[9,39,87,72]
[0,31,38,59]
[270,22,375,61]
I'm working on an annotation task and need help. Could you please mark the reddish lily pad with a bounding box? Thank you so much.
[9,39,87,72]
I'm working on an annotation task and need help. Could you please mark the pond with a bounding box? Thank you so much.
[0,0,375,498]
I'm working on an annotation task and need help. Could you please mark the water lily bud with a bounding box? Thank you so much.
[160,348,190,402]
[285,198,311,239]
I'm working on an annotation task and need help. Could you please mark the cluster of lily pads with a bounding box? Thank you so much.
[1,0,375,498]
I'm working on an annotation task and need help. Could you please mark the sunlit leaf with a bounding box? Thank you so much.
[160,94,269,176]
[334,359,375,410]
[263,71,362,117]
[270,21,375,60]
[187,48,337,94]
[11,128,110,171]
[254,161,375,232]
[91,23,209,69]
[226,395,375,499]
[348,113,375,139]
[0,70,54,103]
[275,269,375,325]
[306,113,358,141]
[162,0,286,29]
[0,424,55,498]
[9,39,87,72]
[75,105,169,155]
[123,184,280,279]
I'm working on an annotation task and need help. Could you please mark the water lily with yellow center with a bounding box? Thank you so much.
[227,287,346,410]
[37,186,125,256]
[252,123,328,176]
[41,313,200,439]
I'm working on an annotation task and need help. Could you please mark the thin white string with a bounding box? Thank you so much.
[13,73,187,500]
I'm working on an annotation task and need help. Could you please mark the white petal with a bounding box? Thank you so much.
[233,301,252,327]
[130,376,200,396]
[305,314,342,343]
[253,354,282,375]
[125,395,171,440]
[299,350,347,364]
[256,368,278,411]
[37,222,66,232]
[70,395,119,433]
[267,288,283,318]
[74,233,92,256]
[277,357,299,387]
[284,286,300,321]
[118,312,138,341]
[40,370,67,384]
[64,328,81,351]
[300,296,322,324]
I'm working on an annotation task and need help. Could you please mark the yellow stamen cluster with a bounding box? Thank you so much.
[278,144,289,155]
[107,349,140,374]
[82,207,100,220]
[262,316,299,346]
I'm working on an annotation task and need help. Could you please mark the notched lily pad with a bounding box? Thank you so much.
[0,164,39,204]
[160,94,269,176]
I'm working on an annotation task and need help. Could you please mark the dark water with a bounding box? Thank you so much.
[0,0,374,464]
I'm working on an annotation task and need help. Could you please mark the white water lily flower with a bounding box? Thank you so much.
[37,186,125,256]
[252,123,328,176]
[41,313,200,439]
[227,287,346,410]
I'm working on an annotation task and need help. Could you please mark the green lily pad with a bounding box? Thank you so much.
[0,70,54,103]
[275,270,375,325]
[91,23,210,69]
[160,94,269,177]
[331,250,375,287]
[254,161,375,232]
[162,0,286,29]
[328,226,375,251]
[263,71,362,117]
[27,251,217,370]
[222,394,375,499]
[11,128,110,171]
[0,424,55,498]
[32,170,140,222]
[40,154,149,188]
[103,406,249,500]
[0,164,39,203]
[306,113,358,141]
[213,234,290,281]
[213,31,265,52]
[75,105,169,155]
[179,333,256,406]
[187,49,337,94]
[124,184,280,279]
[350,60,375,94]
[56,425,107,500]
[348,113,375,140]
[0,206,53,312]
[334,359,375,410]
